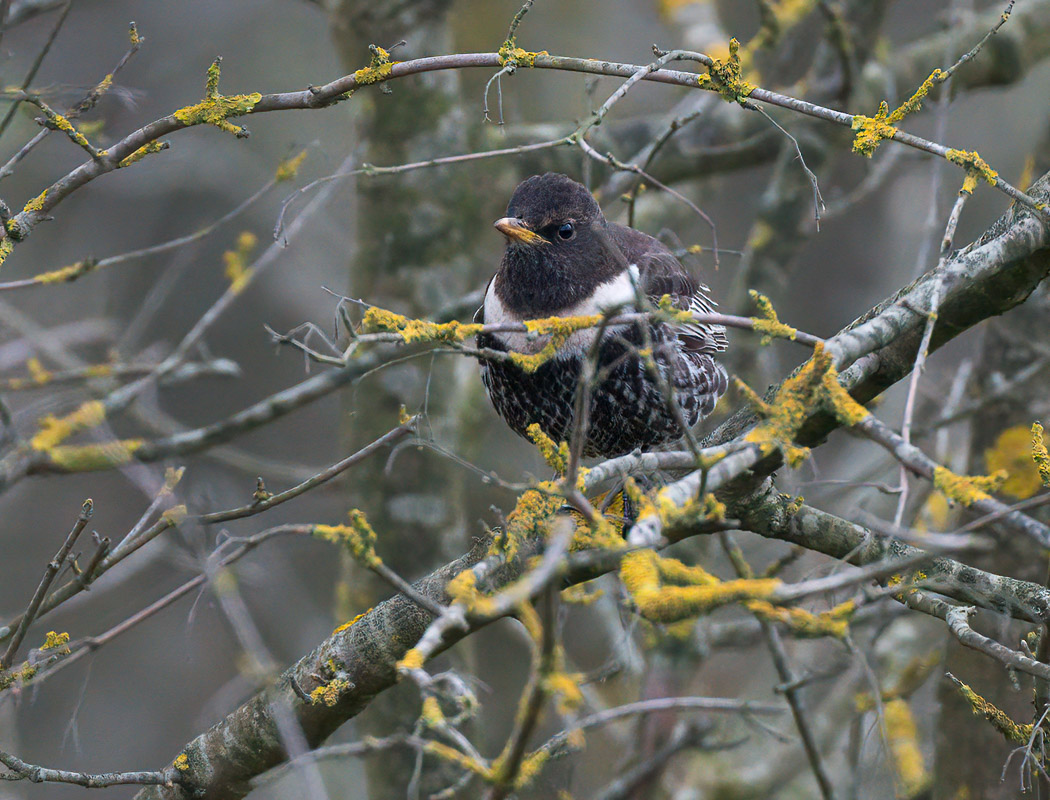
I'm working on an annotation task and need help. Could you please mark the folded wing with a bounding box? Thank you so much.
[606,223,728,355]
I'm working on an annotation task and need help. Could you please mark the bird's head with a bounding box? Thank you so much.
[493,174,625,316]
[494,172,605,251]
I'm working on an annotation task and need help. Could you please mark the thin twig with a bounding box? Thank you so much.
[0,750,176,788]
[720,532,837,800]
[0,0,71,139]
[0,498,92,669]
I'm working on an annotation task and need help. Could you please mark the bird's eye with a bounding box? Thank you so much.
[557,222,575,240]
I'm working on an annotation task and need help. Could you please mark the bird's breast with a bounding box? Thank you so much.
[483,266,640,357]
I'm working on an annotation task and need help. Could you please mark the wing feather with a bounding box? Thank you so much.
[606,223,728,354]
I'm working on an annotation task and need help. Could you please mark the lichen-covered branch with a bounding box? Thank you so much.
[7,42,1048,272]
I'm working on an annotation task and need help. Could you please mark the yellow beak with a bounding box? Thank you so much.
[494,217,547,245]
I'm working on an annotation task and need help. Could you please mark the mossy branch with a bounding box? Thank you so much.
[946,673,1033,746]
[620,549,853,637]
[696,38,755,105]
[852,69,944,157]
[737,342,868,468]
[749,289,798,344]
[171,57,262,138]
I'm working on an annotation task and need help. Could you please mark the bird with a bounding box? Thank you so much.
[476,172,728,459]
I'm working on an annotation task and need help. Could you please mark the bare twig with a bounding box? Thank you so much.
[720,533,837,800]
[0,498,92,669]
[0,750,176,788]
[0,0,71,139]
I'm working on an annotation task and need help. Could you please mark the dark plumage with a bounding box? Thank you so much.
[477,173,728,458]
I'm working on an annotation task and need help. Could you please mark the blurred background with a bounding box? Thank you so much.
[0,0,1048,797]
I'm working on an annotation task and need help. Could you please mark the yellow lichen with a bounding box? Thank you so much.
[529,312,607,334]
[421,696,445,727]
[309,677,350,707]
[360,306,483,344]
[851,104,898,157]
[23,189,48,214]
[118,139,168,168]
[526,422,569,474]
[1032,422,1050,488]
[697,38,755,105]
[33,259,98,284]
[748,289,797,344]
[984,424,1045,500]
[332,609,371,635]
[173,753,190,771]
[30,400,106,451]
[45,110,95,151]
[508,346,551,373]
[450,482,610,620]
[498,38,548,68]
[946,149,999,194]
[160,504,187,526]
[46,439,145,471]
[446,568,497,617]
[397,648,425,672]
[447,489,569,617]
[172,58,261,137]
[352,45,398,86]
[499,483,563,558]
[510,748,551,788]
[852,69,944,157]
[948,674,1032,745]
[934,465,1006,506]
[26,357,49,385]
[739,343,866,467]
[41,630,70,651]
[620,549,779,623]
[424,740,491,777]
[745,598,855,638]
[819,362,870,426]
[782,493,805,516]
[274,149,308,182]
[0,237,14,268]
[636,485,726,534]
[544,671,584,715]
[884,698,929,796]
[565,488,631,551]
[223,230,257,293]
[93,74,113,97]
[314,509,381,568]
[621,549,851,636]
[509,314,604,373]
